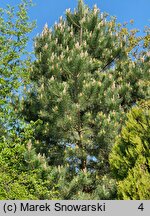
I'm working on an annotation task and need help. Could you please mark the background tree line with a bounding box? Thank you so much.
[0,0,149,199]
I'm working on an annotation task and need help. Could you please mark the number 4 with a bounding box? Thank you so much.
[138,203,144,211]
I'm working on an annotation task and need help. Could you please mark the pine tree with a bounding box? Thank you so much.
[109,100,150,199]
[21,0,148,199]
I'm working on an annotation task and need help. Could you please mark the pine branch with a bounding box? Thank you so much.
[100,52,121,72]
[67,13,80,29]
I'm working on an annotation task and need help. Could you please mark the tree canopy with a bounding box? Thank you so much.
[0,0,149,200]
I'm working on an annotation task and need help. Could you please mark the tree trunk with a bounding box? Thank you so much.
[81,158,87,173]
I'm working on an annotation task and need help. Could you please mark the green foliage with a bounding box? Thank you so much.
[0,0,35,102]
[0,0,149,200]
[20,0,149,199]
[118,158,150,200]
[0,121,59,200]
[109,100,150,199]
[0,0,35,134]
[0,0,59,200]
[46,167,117,200]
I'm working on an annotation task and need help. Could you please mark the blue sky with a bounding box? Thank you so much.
[1,0,150,52]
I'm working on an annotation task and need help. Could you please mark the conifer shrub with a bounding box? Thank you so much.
[110,100,150,199]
